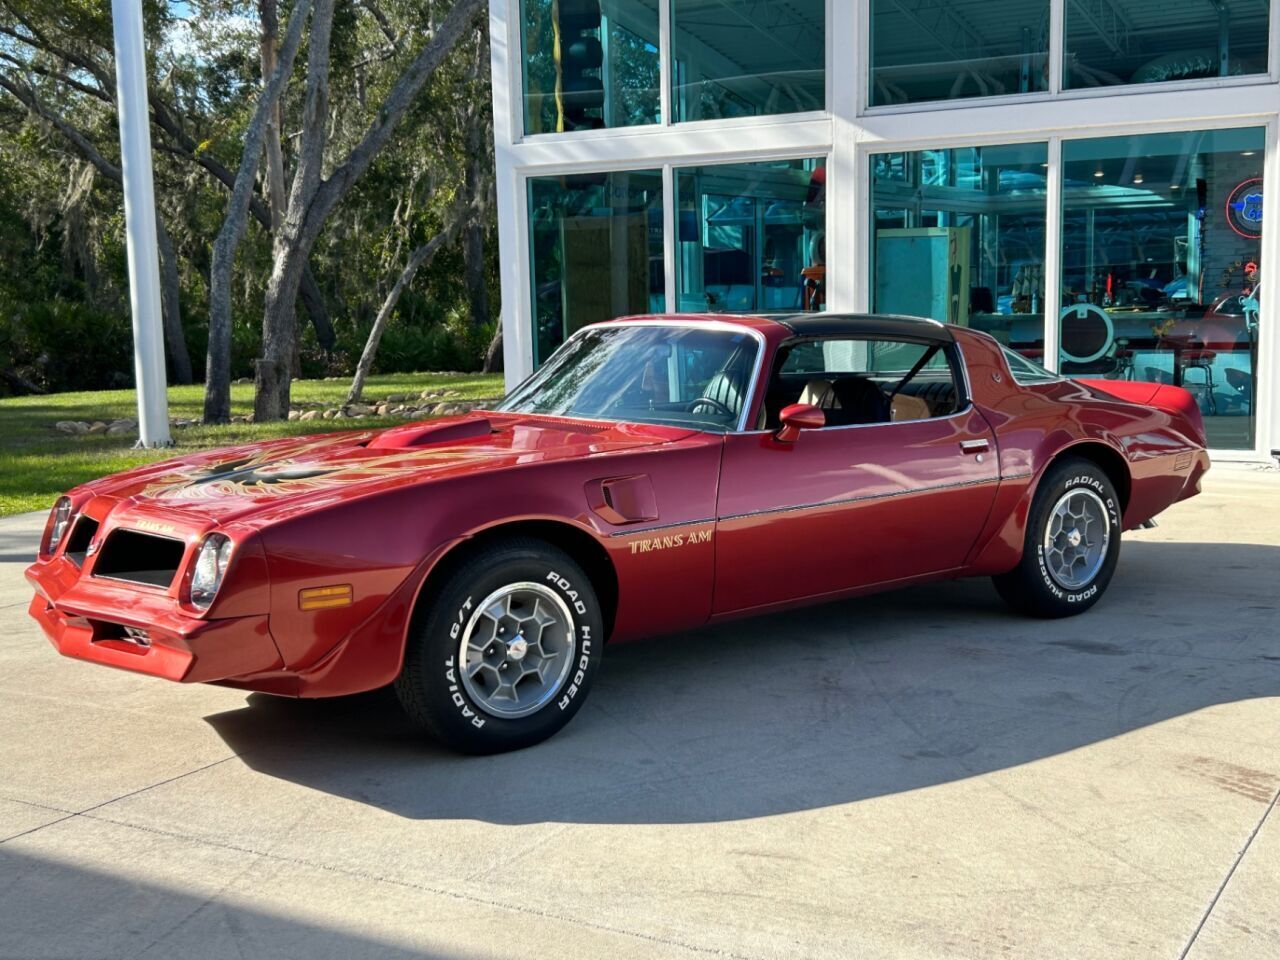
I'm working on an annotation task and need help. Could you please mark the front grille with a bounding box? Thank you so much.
[93,530,186,588]
[64,516,100,567]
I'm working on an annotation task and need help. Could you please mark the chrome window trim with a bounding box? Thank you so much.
[499,317,769,434]
[1000,345,1064,386]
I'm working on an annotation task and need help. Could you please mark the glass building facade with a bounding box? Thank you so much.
[495,0,1278,458]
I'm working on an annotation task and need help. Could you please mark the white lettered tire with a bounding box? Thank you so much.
[993,457,1123,618]
[395,538,604,754]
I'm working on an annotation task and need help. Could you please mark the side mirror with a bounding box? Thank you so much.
[776,402,825,443]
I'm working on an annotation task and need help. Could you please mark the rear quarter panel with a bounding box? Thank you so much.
[952,329,1207,575]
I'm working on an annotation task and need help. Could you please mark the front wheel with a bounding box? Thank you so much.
[993,457,1122,618]
[395,538,604,754]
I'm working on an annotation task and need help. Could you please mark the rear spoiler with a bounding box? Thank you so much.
[1076,378,1207,446]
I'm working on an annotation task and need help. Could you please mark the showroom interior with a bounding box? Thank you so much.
[489,0,1279,459]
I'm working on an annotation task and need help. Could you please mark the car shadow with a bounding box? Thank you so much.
[204,539,1280,825]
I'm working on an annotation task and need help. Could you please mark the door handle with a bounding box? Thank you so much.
[960,439,990,454]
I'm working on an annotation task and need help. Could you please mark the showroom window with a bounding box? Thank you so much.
[674,158,827,314]
[1060,128,1264,450]
[527,169,665,365]
[870,144,1049,354]
[671,0,825,122]
[521,0,660,134]
[1064,0,1270,90]
[870,0,1049,106]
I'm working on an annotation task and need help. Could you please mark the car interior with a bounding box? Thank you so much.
[757,337,962,430]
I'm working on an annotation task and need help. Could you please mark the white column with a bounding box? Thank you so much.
[1043,136,1063,373]
[490,0,532,390]
[111,0,170,447]
[1258,117,1279,460]
[827,0,857,313]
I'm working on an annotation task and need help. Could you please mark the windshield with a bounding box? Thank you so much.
[498,324,759,432]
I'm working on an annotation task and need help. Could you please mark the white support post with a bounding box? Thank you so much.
[1043,135,1063,373]
[662,164,677,312]
[490,0,530,392]
[111,0,170,447]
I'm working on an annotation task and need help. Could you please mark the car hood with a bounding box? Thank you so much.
[75,413,699,527]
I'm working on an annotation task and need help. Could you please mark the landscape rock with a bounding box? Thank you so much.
[299,410,320,421]
[87,423,108,435]
[287,410,300,421]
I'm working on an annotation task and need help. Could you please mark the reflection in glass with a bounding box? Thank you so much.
[671,0,825,122]
[674,158,827,314]
[870,144,1049,354]
[521,0,660,134]
[1064,0,1269,90]
[499,324,760,433]
[870,0,1049,106]
[527,170,665,366]
[1060,128,1264,450]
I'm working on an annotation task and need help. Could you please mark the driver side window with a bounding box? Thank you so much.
[763,336,961,429]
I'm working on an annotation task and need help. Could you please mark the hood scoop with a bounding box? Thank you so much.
[366,417,492,450]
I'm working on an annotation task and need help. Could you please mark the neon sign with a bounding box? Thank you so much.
[1226,178,1263,240]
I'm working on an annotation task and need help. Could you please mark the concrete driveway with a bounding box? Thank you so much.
[1,468,1277,959]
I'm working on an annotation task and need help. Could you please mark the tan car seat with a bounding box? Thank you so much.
[798,379,839,410]
[890,393,931,421]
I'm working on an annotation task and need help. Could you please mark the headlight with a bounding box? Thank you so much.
[189,534,233,610]
[47,497,74,552]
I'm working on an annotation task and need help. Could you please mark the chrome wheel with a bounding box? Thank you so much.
[1042,488,1110,591]
[458,582,576,720]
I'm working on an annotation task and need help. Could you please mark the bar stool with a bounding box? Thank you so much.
[1181,344,1218,415]
[1112,338,1135,380]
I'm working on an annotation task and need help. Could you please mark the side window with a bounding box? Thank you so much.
[767,336,962,428]
[1001,346,1060,385]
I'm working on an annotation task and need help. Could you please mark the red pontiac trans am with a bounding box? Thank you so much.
[27,314,1209,753]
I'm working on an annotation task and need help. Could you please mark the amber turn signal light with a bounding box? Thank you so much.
[298,584,353,610]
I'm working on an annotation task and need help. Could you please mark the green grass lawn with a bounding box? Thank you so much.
[0,372,504,518]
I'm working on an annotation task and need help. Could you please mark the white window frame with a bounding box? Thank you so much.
[490,0,1280,462]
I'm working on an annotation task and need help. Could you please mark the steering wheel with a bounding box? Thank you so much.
[685,396,734,417]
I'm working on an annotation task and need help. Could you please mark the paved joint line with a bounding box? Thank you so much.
[1177,781,1280,960]
[78,812,764,960]
[0,756,237,847]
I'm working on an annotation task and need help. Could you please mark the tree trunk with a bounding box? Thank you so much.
[154,214,193,384]
[461,46,490,336]
[461,218,488,333]
[300,266,335,348]
[254,0,487,421]
[255,0,335,423]
[347,228,453,405]
[256,246,311,419]
[482,323,503,374]
[206,0,312,423]
[259,0,287,233]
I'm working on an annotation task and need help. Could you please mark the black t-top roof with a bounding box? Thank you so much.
[774,313,955,342]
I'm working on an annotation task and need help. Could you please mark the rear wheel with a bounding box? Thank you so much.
[993,457,1122,618]
[395,538,604,754]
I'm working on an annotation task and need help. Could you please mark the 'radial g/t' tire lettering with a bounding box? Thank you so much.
[395,538,604,754]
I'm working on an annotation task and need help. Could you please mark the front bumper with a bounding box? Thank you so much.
[26,558,283,684]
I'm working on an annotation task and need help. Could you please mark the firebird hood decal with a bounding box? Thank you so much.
[101,416,701,518]
[137,437,491,502]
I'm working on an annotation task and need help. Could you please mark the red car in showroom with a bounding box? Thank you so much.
[27,314,1209,753]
